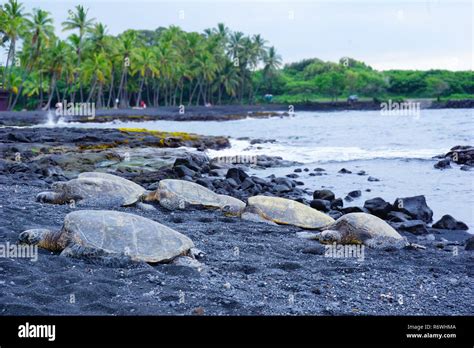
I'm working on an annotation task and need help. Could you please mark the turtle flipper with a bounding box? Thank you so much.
[36,191,66,204]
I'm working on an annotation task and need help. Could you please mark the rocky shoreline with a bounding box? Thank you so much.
[0,99,472,126]
[0,126,473,315]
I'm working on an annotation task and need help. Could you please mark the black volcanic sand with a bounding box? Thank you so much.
[0,183,473,316]
[0,126,473,315]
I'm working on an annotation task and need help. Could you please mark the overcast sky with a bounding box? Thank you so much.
[5,0,473,70]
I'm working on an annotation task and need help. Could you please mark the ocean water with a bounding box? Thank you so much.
[51,108,474,229]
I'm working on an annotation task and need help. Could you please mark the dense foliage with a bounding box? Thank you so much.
[0,0,472,110]
[266,58,473,103]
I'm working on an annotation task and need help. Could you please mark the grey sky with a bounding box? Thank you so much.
[7,0,474,70]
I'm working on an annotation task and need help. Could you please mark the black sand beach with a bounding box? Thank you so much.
[0,125,472,316]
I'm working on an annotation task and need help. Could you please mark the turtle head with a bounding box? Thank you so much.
[19,229,52,246]
[222,204,243,217]
[143,189,160,202]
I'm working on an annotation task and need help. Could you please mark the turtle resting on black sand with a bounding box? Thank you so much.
[241,195,335,229]
[36,172,147,207]
[19,210,194,263]
[146,179,246,216]
[317,212,408,249]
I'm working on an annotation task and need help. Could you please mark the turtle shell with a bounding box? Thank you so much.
[60,172,146,206]
[63,210,194,263]
[157,179,225,210]
[245,195,335,229]
[326,212,403,243]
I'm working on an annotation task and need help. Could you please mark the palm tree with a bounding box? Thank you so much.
[62,5,95,102]
[116,30,137,107]
[43,39,70,109]
[131,47,158,106]
[10,8,54,110]
[82,52,111,107]
[2,0,25,91]
[262,46,282,93]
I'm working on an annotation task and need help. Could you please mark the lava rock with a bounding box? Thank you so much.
[338,168,352,174]
[392,195,433,223]
[330,198,343,210]
[294,168,302,173]
[313,189,335,202]
[310,199,331,212]
[226,168,248,184]
[328,210,343,220]
[347,190,361,198]
[434,159,451,170]
[393,220,429,235]
[367,176,380,182]
[364,197,392,219]
[174,165,196,178]
[465,236,474,251]
[432,215,468,230]
[240,177,255,190]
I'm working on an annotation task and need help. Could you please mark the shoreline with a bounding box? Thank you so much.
[0,126,472,315]
[0,100,472,126]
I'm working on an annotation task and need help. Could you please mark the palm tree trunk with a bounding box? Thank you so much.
[136,76,145,107]
[43,74,57,110]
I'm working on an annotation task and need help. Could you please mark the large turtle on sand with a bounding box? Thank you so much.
[36,172,147,207]
[242,195,335,229]
[317,212,408,249]
[19,210,194,263]
[147,179,246,216]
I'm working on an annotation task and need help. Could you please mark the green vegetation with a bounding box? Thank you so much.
[0,0,472,111]
[261,58,473,103]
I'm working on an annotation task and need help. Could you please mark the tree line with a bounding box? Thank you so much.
[1,0,472,111]
[0,0,282,110]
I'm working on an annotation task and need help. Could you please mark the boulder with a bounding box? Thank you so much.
[364,197,392,219]
[392,195,433,223]
[310,199,331,212]
[313,189,335,202]
[432,215,468,230]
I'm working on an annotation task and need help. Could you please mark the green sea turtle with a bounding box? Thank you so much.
[147,179,246,216]
[318,212,407,249]
[242,195,335,229]
[36,172,147,207]
[18,210,194,263]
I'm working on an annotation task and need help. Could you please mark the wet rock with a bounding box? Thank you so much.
[465,236,474,251]
[313,189,335,202]
[347,190,361,198]
[364,197,392,219]
[368,176,380,182]
[393,220,429,235]
[226,168,248,184]
[344,196,353,202]
[174,165,196,178]
[357,170,367,176]
[432,215,468,230]
[434,159,451,169]
[386,211,412,223]
[314,168,325,172]
[196,178,213,189]
[392,195,433,223]
[328,210,343,220]
[330,198,343,210]
[338,168,352,174]
[294,168,302,173]
[310,199,331,212]
[286,173,299,179]
[240,177,255,190]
